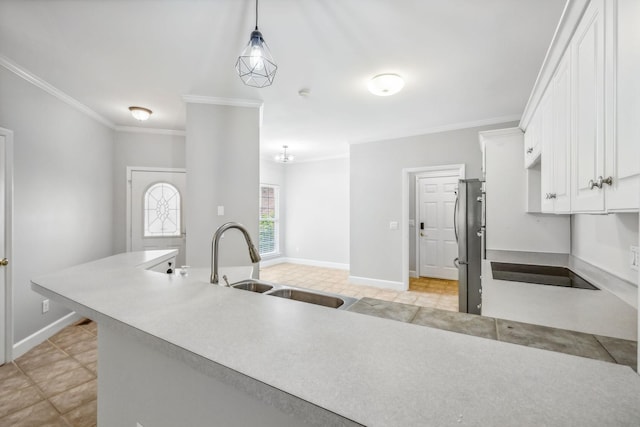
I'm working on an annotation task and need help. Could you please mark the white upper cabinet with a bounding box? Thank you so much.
[604,0,640,211]
[570,0,605,213]
[551,49,572,213]
[542,48,572,214]
[522,0,637,214]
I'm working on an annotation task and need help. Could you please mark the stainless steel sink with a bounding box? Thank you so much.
[266,288,348,309]
[231,279,274,293]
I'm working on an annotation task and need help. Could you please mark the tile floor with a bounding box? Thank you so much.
[260,263,459,311]
[0,319,97,427]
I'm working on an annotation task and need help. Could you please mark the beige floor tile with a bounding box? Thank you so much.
[73,349,98,367]
[36,367,95,398]
[62,339,97,357]
[25,358,82,384]
[63,399,96,427]
[49,379,97,415]
[0,371,32,397]
[50,328,95,351]
[15,347,69,373]
[0,401,64,427]
[15,341,56,363]
[0,363,22,382]
[0,385,43,418]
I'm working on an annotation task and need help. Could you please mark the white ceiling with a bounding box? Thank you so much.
[0,0,566,161]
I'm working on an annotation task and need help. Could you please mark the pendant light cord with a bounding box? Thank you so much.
[255,0,259,30]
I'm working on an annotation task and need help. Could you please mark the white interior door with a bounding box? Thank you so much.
[418,175,459,280]
[130,170,186,266]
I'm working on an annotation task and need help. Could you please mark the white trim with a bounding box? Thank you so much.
[12,312,82,359]
[0,128,13,363]
[348,114,521,145]
[0,54,115,129]
[403,164,465,290]
[115,126,186,136]
[126,167,187,252]
[259,257,287,268]
[182,95,263,108]
[347,275,405,291]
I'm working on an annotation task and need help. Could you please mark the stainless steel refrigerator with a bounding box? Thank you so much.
[454,179,484,315]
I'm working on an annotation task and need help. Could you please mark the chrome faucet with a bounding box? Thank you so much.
[210,222,261,285]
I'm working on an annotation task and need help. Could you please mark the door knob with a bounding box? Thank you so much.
[0,258,8,266]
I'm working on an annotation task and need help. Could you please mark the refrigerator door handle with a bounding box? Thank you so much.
[453,192,459,243]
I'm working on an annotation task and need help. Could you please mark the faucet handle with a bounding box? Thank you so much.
[222,275,230,287]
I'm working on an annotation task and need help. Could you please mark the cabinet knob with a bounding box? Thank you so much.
[601,176,613,186]
[588,178,600,190]
[526,147,534,154]
[0,258,7,266]
[549,193,557,199]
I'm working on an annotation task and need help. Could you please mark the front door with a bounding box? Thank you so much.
[129,169,187,266]
[418,175,459,280]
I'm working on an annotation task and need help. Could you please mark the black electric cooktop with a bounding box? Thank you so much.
[490,262,599,290]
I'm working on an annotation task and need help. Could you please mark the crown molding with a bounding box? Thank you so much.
[182,95,263,108]
[115,126,186,136]
[348,114,521,145]
[0,54,115,128]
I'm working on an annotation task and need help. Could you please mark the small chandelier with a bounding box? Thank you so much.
[235,0,277,88]
[275,145,294,163]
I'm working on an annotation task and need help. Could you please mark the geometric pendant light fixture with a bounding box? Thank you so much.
[235,0,278,88]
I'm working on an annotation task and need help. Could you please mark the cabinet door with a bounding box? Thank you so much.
[604,0,639,211]
[571,0,605,212]
[552,49,572,213]
[524,110,540,168]
[539,90,554,213]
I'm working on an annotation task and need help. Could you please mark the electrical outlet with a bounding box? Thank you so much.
[631,246,639,271]
[42,299,49,313]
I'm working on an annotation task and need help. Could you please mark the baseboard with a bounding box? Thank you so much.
[261,257,349,271]
[409,270,418,278]
[12,311,82,360]
[348,275,406,291]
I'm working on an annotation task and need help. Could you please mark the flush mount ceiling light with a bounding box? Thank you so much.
[129,106,152,121]
[367,74,405,96]
[235,0,277,88]
[275,145,294,163]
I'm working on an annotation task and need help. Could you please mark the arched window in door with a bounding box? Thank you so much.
[144,182,181,237]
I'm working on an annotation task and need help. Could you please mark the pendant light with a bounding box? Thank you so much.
[235,0,277,88]
[275,145,294,163]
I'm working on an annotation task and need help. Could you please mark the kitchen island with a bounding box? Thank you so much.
[32,251,640,426]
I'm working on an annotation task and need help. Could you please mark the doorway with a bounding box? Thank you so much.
[416,173,459,280]
[0,128,13,365]
[127,168,187,266]
[401,164,464,289]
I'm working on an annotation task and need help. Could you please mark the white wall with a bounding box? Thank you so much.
[0,66,114,342]
[350,123,515,284]
[185,103,260,269]
[284,158,349,267]
[113,131,185,253]
[572,213,639,284]
[260,159,286,258]
[483,129,570,254]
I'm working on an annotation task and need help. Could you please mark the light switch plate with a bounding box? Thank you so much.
[217,206,224,216]
[631,246,639,271]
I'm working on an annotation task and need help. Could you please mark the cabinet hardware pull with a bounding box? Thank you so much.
[526,147,533,154]
[588,178,600,190]
[601,176,613,186]
[549,193,557,199]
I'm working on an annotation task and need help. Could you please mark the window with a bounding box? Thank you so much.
[144,182,181,237]
[259,185,279,255]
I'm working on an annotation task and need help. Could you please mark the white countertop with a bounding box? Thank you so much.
[32,251,640,426]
